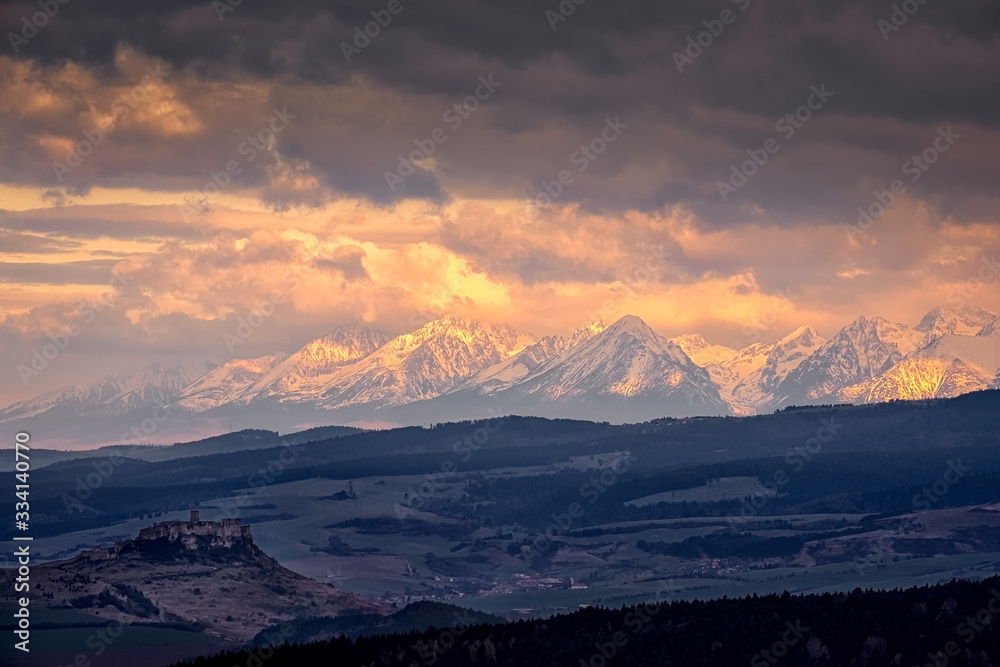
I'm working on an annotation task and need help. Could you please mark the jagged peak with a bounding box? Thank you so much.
[217,353,287,371]
[779,325,824,346]
[409,315,493,338]
[396,315,529,350]
[605,314,656,335]
[315,323,391,344]
[834,316,910,344]
[568,321,606,347]
[671,333,738,366]
[672,332,710,348]
[917,306,998,336]
[573,315,696,366]
[845,314,881,330]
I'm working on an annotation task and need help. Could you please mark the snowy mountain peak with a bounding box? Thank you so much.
[389,316,532,360]
[917,306,998,338]
[308,316,537,409]
[568,321,607,347]
[771,316,911,406]
[607,314,648,333]
[601,315,678,351]
[176,354,287,412]
[671,333,738,366]
[493,314,727,415]
[699,324,828,415]
[292,324,391,374]
[779,325,822,347]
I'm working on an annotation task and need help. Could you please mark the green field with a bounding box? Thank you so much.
[626,476,776,506]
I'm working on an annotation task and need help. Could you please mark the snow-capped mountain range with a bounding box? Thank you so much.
[3,307,999,447]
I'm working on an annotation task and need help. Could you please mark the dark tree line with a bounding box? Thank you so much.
[173,576,1000,667]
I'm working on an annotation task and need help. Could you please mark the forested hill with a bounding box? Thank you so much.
[176,576,1000,667]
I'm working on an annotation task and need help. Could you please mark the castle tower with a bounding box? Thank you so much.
[190,510,200,523]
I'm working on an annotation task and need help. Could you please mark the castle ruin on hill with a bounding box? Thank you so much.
[82,510,255,561]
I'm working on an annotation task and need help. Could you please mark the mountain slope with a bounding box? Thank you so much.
[493,315,730,418]
[237,323,392,404]
[2,308,999,444]
[0,361,214,423]
[848,334,1000,402]
[769,316,916,408]
[725,326,827,414]
[978,315,1000,338]
[468,322,606,394]
[176,354,287,411]
[0,514,390,642]
[311,316,536,409]
[670,333,738,366]
[915,306,998,339]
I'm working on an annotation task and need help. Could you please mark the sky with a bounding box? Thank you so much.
[1,0,999,407]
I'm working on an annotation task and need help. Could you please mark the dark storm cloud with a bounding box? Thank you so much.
[1,0,998,224]
[6,0,996,118]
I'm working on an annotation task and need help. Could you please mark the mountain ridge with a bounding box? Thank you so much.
[4,306,999,445]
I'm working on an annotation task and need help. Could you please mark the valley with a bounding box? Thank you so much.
[4,391,1000,664]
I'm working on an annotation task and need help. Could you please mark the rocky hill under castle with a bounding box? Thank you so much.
[2,511,390,641]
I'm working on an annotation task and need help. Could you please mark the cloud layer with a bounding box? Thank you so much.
[0,0,998,406]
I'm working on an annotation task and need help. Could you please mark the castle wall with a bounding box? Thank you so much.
[75,517,254,564]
